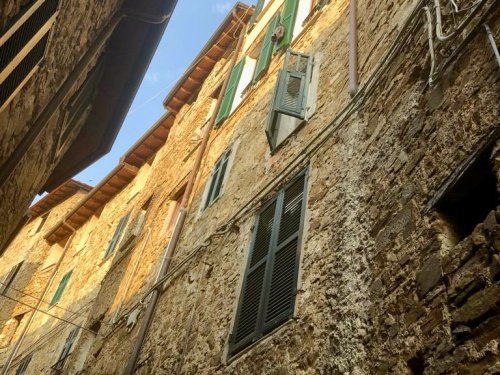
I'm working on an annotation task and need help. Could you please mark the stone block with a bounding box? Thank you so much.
[416,254,442,298]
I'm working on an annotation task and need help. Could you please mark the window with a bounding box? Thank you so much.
[35,213,49,234]
[203,147,234,210]
[51,327,79,374]
[15,354,32,375]
[248,0,266,30]
[434,141,498,244]
[230,57,257,112]
[55,62,103,158]
[49,270,72,307]
[104,213,130,258]
[215,59,246,127]
[118,198,152,253]
[0,262,23,295]
[266,50,313,150]
[253,13,280,83]
[0,0,60,110]
[229,170,307,356]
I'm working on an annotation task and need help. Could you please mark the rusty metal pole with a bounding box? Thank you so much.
[123,10,247,375]
[348,0,359,97]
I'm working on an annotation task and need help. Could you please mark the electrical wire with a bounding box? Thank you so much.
[102,0,429,332]
[0,294,95,333]
[0,280,105,323]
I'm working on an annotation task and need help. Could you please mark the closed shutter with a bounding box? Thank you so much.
[230,170,307,356]
[104,212,130,258]
[53,327,79,372]
[50,270,72,306]
[204,148,232,209]
[215,58,246,127]
[252,13,280,83]
[0,0,59,109]
[15,354,32,375]
[248,0,265,29]
[275,0,299,51]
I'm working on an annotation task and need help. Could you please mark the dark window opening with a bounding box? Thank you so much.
[435,144,498,243]
[35,213,49,233]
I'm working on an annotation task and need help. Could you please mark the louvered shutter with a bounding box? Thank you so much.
[266,51,311,149]
[16,354,32,375]
[204,148,232,209]
[262,173,306,333]
[215,58,246,127]
[230,170,307,356]
[104,213,130,258]
[253,13,280,83]
[0,0,59,109]
[54,327,79,371]
[275,0,299,51]
[230,200,277,355]
[248,0,265,30]
[50,270,72,306]
[275,50,311,117]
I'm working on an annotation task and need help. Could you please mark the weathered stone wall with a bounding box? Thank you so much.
[0,0,122,251]
[2,0,498,374]
[0,191,87,370]
[73,0,499,374]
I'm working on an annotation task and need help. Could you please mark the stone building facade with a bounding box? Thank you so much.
[0,0,177,253]
[1,0,499,374]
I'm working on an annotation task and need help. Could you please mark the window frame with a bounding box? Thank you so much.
[103,212,130,258]
[201,144,236,210]
[266,49,314,151]
[49,270,72,307]
[228,169,308,357]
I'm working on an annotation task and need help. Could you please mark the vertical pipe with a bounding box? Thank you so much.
[1,223,76,375]
[484,24,500,68]
[122,10,247,375]
[348,0,359,97]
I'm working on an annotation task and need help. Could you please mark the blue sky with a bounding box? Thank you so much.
[75,0,255,186]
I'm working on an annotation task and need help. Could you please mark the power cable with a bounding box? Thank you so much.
[0,294,96,334]
[0,280,106,324]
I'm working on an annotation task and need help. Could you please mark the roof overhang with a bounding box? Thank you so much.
[41,0,178,192]
[29,179,93,219]
[163,2,252,113]
[45,113,174,244]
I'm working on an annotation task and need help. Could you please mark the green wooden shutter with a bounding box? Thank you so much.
[266,51,312,149]
[262,173,306,333]
[248,0,265,30]
[16,354,32,375]
[230,170,307,356]
[50,271,72,306]
[230,200,277,355]
[253,13,280,83]
[275,0,300,51]
[275,50,311,117]
[104,213,130,258]
[215,58,246,128]
[204,148,232,209]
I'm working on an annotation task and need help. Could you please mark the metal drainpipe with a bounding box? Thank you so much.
[1,220,76,375]
[484,24,500,68]
[123,10,247,375]
[348,0,359,97]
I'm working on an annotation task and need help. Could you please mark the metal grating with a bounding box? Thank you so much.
[0,32,48,106]
[0,0,58,71]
